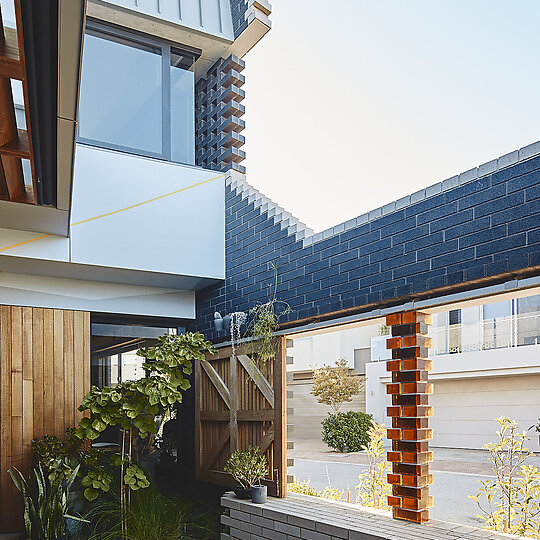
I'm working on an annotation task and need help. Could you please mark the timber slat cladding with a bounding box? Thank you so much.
[0,306,90,533]
[195,338,287,497]
[385,311,433,524]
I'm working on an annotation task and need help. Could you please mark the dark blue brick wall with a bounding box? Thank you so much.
[194,156,540,337]
[229,0,249,38]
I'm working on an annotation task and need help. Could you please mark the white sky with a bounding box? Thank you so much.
[242,0,540,232]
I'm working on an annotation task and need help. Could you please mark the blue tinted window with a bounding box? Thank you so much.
[79,31,163,155]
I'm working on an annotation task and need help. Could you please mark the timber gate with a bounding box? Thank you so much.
[195,337,287,497]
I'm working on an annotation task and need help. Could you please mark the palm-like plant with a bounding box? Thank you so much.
[9,463,85,540]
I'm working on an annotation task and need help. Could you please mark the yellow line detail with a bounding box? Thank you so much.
[0,173,225,253]
[72,173,225,226]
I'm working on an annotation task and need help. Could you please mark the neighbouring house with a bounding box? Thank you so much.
[287,292,540,450]
[1,0,540,532]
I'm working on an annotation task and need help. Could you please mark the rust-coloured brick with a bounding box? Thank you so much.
[387,406,401,417]
[387,428,401,440]
[392,417,429,429]
[387,496,401,508]
[386,337,401,349]
[386,313,402,326]
[392,485,429,499]
[402,451,433,464]
[401,405,433,417]
[402,358,433,371]
[392,507,429,523]
[386,359,402,372]
[402,335,432,348]
[393,463,429,476]
[402,474,432,488]
[393,440,429,453]
[386,383,401,395]
[387,451,402,462]
[392,394,428,406]
[401,428,433,441]
[403,311,432,325]
[392,370,428,383]
[401,382,433,394]
[387,473,401,485]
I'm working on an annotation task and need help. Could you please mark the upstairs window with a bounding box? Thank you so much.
[78,23,197,165]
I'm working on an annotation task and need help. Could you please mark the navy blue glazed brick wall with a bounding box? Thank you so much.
[229,0,249,38]
[194,155,540,337]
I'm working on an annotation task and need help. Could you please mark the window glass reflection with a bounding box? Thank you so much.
[79,31,163,154]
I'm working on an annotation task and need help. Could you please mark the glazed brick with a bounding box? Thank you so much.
[459,225,507,249]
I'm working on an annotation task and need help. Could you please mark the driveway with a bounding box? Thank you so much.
[289,439,540,528]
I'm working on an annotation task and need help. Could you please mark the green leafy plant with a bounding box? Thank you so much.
[83,483,217,539]
[356,422,391,509]
[9,463,87,540]
[321,411,373,452]
[311,358,363,413]
[469,416,540,537]
[224,446,268,489]
[245,265,291,365]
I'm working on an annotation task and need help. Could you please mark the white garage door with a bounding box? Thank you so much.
[430,375,540,449]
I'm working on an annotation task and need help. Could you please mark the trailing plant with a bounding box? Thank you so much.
[469,416,540,537]
[321,411,373,453]
[83,483,217,539]
[311,358,363,413]
[230,311,247,359]
[356,422,390,509]
[245,265,291,365]
[224,446,268,489]
[9,463,87,540]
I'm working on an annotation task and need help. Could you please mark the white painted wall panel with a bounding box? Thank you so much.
[0,271,195,318]
[0,228,69,262]
[98,0,234,40]
[71,145,225,279]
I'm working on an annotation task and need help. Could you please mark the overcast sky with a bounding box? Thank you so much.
[242,0,540,232]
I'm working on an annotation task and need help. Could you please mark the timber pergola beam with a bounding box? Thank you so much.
[0,1,36,204]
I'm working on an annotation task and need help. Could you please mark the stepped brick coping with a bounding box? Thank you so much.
[221,491,521,540]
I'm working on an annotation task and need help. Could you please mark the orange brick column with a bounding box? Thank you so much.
[385,311,433,524]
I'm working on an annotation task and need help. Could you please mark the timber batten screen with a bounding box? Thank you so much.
[0,306,91,532]
[195,337,287,497]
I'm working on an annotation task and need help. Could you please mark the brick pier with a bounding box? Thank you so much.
[385,311,434,523]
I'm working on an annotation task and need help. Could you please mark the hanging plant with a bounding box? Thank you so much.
[245,265,291,365]
[230,311,247,358]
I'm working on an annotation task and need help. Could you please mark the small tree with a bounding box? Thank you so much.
[311,358,363,413]
[469,416,540,537]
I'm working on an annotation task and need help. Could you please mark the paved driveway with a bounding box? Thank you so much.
[289,439,540,528]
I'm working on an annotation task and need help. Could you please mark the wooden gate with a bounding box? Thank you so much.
[195,337,286,497]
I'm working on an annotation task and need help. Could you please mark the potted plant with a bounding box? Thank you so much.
[224,446,268,502]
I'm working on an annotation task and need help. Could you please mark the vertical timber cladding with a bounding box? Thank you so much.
[385,311,434,523]
[195,337,287,497]
[0,306,91,533]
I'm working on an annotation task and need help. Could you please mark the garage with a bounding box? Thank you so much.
[430,374,540,449]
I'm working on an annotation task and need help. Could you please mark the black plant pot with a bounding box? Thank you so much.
[232,486,251,499]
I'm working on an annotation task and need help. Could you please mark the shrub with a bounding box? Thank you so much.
[287,480,344,502]
[469,416,540,537]
[224,446,267,489]
[356,422,390,509]
[322,411,373,452]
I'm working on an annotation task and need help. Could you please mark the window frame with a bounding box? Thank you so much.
[77,21,198,165]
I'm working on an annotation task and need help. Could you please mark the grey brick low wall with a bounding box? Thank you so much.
[220,492,519,539]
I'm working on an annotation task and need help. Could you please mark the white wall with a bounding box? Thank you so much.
[96,0,234,40]
[71,145,225,279]
[289,325,382,372]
